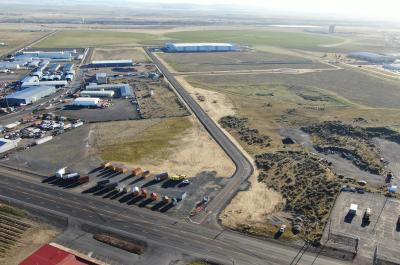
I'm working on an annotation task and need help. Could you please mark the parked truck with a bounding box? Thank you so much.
[132,186,140,196]
[349,204,358,215]
[132,168,143,176]
[154,172,168,182]
[141,188,148,198]
[62,172,79,180]
[104,182,118,190]
[169,174,186,181]
[55,167,67,178]
[162,196,170,204]
[150,192,158,201]
[142,170,151,178]
[101,161,111,168]
[77,176,90,184]
[97,179,110,186]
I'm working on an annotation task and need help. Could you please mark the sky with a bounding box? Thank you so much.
[128,0,400,21]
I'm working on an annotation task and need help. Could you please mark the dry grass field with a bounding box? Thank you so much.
[0,30,46,56]
[92,47,150,62]
[159,50,330,72]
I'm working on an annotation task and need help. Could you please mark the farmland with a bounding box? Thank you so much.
[92,47,150,63]
[159,50,330,72]
[0,30,47,56]
[164,30,345,51]
[186,69,400,109]
[34,30,160,48]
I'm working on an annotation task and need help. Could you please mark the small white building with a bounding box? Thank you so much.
[0,138,20,153]
[73,97,100,107]
[80,90,114,98]
[96,73,108,84]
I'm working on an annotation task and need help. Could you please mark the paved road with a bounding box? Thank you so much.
[0,173,349,265]
[144,48,253,224]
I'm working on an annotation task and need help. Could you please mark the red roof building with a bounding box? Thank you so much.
[19,244,99,265]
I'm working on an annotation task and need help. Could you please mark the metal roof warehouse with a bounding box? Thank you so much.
[4,86,56,106]
[89,60,133,68]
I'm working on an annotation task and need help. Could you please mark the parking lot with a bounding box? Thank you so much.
[326,191,400,260]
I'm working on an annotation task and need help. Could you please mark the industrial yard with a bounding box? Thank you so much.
[1,2,400,264]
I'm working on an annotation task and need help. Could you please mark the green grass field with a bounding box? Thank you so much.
[165,30,344,50]
[34,30,160,48]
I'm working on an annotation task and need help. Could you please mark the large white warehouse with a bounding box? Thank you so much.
[73,97,100,107]
[165,43,238,52]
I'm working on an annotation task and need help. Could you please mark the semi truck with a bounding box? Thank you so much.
[62,172,79,180]
[150,192,158,201]
[162,196,170,204]
[155,172,168,182]
[77,176,90,184]
[169,174,186,181]
[132,168,143,176]
[55,167,67,178]
[142,170,151,178]
[132,186,140,196]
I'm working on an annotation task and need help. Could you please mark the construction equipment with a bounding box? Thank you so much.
[169,174,187,181]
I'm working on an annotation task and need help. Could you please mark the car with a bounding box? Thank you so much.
[179,179,191,186]
[279,224,286,233]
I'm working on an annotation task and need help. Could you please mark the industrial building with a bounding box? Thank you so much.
[21,80,68,88]
[348,52,396,63]
[0,61,20,70]
[48,63,61,73]
[0,138,20,153]
[19,244,102,265]
[20,75,39,84]
[85,83,133,97]
[17,50,76,61]
[164,43,238,52]
[383,63,400,71]
[96,73,107,84]
[62,63,74,74]
[89,60,133,68]
[80,90,114,98]
[73,97,100,107]
[4,86,56,106]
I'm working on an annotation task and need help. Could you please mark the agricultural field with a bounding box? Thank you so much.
[164,30,345,51]
[34,30,160,48]
[0,204,58,265]
[187,68,400,109]
[92,47,150,63]
[158,50,330,72]
[0,30,46,56]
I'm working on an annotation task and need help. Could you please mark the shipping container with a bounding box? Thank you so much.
[132,167,143,176]
[154,172,168,182]
[62,172,79,180]
[77,176,90,184]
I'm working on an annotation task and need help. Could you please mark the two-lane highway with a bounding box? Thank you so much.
[145,48,253,221]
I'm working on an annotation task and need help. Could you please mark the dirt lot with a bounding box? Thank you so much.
[159,51,330,72]
[91,116,235,178]
[323,192,400,262]
[92,47,150,63]
[59,99,140,122]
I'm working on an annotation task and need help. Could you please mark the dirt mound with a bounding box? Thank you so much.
[301,121,388,174]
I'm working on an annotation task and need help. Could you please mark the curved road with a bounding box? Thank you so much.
[144,48,253,223]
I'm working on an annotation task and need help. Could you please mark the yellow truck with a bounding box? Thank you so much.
[169,174,187,181]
